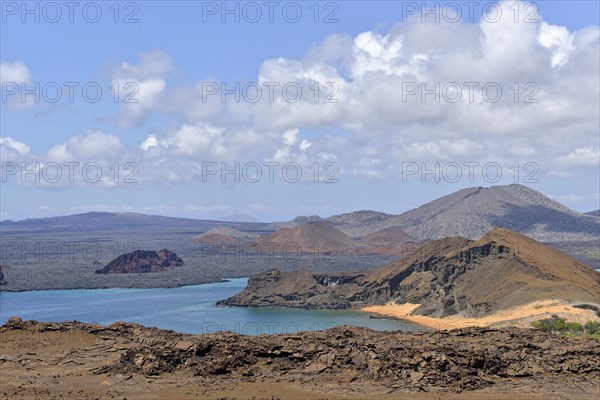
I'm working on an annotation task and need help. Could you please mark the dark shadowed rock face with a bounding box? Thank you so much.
[95,249,184,274]
[217,268,366,309]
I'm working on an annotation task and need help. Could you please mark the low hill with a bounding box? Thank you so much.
[254,221,361,253]
[192,233,239,244]
[585,210,600,217]
[192,226,259,243]
[220,228,600,317]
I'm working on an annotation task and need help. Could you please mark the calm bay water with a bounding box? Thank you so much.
[0,278,421,335]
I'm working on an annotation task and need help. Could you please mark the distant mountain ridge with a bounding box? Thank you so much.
[265,185,598,242]
[217,214,261,223]
[324,185,599,242]
[0,212,269,234]
[2,185,597,243]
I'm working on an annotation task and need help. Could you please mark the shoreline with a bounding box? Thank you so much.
[0,277,242,293]
[361,299,600,330]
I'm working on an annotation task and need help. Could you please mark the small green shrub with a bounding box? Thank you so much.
[564,322,583,334]
[584,321,600,335]
[586,333,600,340]
[530,315,564,332]
[531,316,600,339]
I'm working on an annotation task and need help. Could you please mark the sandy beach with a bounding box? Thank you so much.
[361,300,600,330]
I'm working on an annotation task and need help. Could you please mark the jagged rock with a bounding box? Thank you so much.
[2,319,599,396]
[4,316,25,329]
[410,371,424,383]
[95,249,184,274]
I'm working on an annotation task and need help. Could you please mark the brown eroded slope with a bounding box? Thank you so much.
[363,227,600,317]
[465,227,599,304]
[221,228,600,318]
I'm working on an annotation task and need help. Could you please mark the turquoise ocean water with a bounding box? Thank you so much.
[0,278,422,335]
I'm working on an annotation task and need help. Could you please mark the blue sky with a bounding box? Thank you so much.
[1,0,599,221]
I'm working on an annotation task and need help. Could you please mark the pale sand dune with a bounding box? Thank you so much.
[362,300,600,330]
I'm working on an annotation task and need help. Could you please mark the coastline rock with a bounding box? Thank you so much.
[221,228,600,316]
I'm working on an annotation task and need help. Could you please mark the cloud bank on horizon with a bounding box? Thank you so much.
[1,1,599,219]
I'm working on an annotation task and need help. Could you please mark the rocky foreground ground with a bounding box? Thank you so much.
[1,317,599,399]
